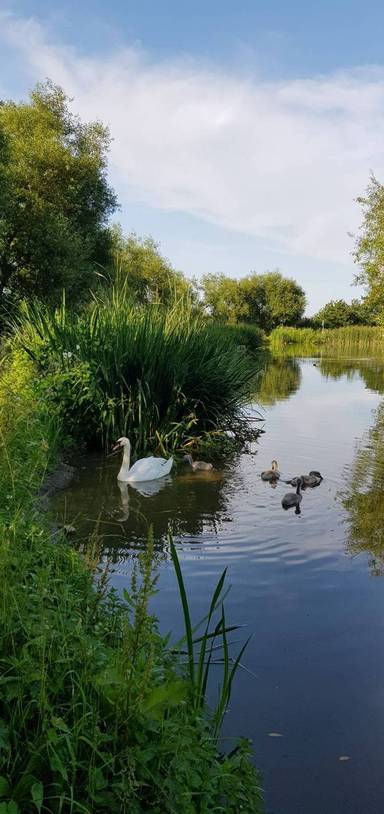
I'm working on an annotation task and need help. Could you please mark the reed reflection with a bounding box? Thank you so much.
[341,401,384,575]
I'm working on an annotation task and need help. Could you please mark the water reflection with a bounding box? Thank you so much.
[51,455,232,563]
[317,358,384,394]
[341,401,384,575]
[255,354,301,405]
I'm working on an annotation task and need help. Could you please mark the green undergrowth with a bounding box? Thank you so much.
[222,323,265,353]
[0,350,264,813]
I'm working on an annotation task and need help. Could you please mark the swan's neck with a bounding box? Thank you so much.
[119,442,131,475]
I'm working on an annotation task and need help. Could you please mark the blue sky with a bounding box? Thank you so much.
[2,1,384,312]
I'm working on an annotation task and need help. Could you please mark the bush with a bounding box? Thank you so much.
[223,322,265,352]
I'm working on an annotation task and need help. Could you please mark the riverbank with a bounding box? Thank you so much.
[0,349,264,813]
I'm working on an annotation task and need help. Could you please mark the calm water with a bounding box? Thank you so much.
[51,354,384,814]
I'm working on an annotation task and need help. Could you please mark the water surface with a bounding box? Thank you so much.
[51,354,384,814]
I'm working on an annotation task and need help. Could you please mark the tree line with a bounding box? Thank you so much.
[0,80,383,331]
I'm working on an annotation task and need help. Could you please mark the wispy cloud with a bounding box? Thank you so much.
[2,11,384,265]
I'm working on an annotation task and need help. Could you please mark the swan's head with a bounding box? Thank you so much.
[112,436,130,452]
[271,459,279,470]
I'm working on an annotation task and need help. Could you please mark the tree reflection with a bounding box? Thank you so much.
[318,358,384,394]
[254,354,301,406]
[342,401,384,575]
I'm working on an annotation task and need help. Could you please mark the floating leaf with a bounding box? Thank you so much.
[338,755,351,762]
[268,732,284,738]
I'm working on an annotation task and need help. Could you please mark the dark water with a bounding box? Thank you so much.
[51,354,384,814]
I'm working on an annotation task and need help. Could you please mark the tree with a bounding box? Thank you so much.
[0,81,117,303]
[313,298,374,328]
[201,270,306,330]
[202,273,249,323]
[110,227,194,304]
[258,271,306,331]
[354,174,384,323]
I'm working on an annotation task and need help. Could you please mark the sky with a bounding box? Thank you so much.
[1,1,384,312]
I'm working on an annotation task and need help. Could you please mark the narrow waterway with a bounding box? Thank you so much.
[51,354,384,814]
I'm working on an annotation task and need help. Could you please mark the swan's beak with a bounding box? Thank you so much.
[111,441,122,453]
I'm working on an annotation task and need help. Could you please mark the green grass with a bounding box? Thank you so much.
[0,350,264,813]
[269,325,384,352]
[12,282,256,453]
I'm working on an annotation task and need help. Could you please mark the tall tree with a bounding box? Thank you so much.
[0,81,117,303]
[354,175,384,322]
[110,227,194,304]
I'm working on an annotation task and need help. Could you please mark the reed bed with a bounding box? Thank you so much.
[269,325,384,353]
[12,282,256,451]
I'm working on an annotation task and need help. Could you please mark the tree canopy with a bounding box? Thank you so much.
[312,298,372,328]
[354,175,384,323]
[0,81,117,303]
[202,270,306,331]
[110,227,194,305]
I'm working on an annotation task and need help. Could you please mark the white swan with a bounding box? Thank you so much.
[112,437,173,482]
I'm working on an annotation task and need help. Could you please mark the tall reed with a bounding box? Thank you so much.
[269,325,384,353]
[12,281,256,451]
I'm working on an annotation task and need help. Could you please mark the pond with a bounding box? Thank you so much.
[51,353,384,814]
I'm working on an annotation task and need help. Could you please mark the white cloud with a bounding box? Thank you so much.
[2,11,384,265]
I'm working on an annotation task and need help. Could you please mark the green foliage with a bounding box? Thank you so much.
[269,324,384,353]
[202,270,306,331]
[13,280,256,450]
[0,80,117,304]
[222,322,265,351]
[0,350,264,813]
[354,175,384,322]
[312,298,373,328]
[256,271,306,330]
[110,227,194,305]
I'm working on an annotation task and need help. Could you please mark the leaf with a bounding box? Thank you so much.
[31,782,43,812]
[143,680,187,719]
[338,755,351,761]
[268,732,284,738]
[0,778,9,798]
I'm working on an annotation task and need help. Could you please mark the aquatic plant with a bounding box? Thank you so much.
[0,349,264,813]
[12,280,256,452]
